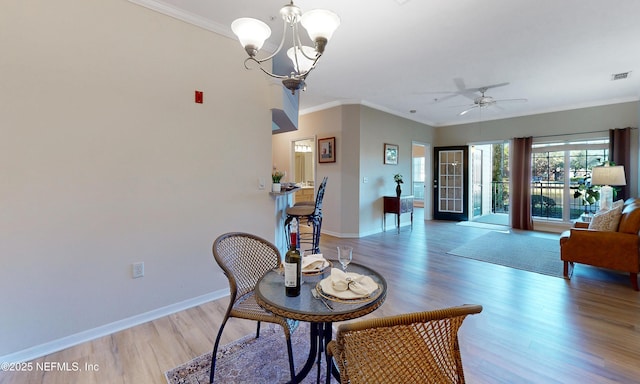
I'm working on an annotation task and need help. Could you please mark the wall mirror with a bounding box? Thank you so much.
[292,137,315,187]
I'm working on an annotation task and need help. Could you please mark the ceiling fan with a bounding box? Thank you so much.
[423,78,510,104]
[455,86,527,116]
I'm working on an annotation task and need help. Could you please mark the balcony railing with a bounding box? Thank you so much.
[491,181,596,220]
[492,181,509,213]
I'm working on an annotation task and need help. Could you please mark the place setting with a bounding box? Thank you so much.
[301,252,332,276]
[315,246,382,304]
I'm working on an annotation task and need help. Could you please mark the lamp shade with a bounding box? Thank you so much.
[300,9,341,42]
[591,165,626,186]
[231,18,271,53]
[287,46,316,73]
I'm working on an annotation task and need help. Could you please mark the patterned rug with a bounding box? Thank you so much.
[165,322,338,384]
[447,231,562,277]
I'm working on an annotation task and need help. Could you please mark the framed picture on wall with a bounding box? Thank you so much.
[318,137,336,163]
[384,143,398,165]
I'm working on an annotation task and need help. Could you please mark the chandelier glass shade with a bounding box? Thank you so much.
[231,1,340,94]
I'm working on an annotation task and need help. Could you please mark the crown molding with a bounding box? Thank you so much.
[128,0,233,39]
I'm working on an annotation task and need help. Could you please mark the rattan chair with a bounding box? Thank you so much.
[326,304,483,384]
[209,232,296,384]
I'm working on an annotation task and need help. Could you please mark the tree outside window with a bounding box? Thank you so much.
[531,140,608,221]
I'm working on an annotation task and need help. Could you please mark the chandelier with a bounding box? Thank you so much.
[231,1,340,94]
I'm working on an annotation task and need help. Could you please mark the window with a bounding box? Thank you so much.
[531,139,608,221]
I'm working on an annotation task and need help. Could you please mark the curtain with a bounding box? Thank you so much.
[510,137,534,230]
[609,127,631,201]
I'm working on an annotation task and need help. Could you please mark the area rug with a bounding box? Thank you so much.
[165,322,337,384]
[456,221,510,231]
[447,231,562,277]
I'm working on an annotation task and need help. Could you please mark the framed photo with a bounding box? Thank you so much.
[384,143,398,165]
[318,137,336,163]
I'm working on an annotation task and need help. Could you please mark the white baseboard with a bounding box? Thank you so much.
[322,229,361,238]
[0,289,229,363]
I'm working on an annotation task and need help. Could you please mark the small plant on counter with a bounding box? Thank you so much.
[272,170,285,183]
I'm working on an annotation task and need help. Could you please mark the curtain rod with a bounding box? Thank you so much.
[523,127,637,140]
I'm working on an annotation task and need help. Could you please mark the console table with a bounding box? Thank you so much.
[383,195,414,234]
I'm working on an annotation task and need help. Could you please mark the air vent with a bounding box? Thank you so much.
[611,71,631,81]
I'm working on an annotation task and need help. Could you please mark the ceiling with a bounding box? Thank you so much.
[132,0,640,127]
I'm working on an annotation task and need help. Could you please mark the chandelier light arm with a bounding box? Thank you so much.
[288,22,304,74]
[243,57,289,80]
[302,56,320,76]
[250,19,290,65]
[243,56,316,82]
[292,27,319,62]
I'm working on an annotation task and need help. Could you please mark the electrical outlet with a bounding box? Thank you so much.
[132,262,144,279]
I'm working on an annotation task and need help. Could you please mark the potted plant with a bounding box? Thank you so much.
[573,178,600,219]
[272,170,285,192]
[394,173,403,197]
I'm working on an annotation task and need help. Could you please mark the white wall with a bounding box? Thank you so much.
[1,0,276,358]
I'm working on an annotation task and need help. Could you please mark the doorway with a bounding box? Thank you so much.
[433,146,469,221]
[412,142,432,219]
[469,142,509,226]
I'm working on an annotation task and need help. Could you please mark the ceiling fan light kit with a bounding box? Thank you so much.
[456,85,527,116]
[231,1,340,94]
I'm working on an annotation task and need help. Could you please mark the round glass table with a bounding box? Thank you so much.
[256,261,387,384]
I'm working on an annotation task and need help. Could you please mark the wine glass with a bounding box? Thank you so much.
[337,246,353,272]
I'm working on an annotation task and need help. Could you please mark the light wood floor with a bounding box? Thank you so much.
[2,209,640,384]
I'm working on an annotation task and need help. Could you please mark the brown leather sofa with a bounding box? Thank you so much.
[560,198,640,290]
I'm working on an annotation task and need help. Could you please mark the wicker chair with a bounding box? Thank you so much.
[325,304,483,384]
[209,232,296,384]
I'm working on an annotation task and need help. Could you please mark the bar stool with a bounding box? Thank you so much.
[285,177,327,254]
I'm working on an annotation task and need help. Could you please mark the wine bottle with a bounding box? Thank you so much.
[284,232,301,297]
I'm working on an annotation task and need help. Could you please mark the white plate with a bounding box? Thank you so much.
[318,275,378,300]
[302,260,331,275]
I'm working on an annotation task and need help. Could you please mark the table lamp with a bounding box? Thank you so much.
[591,164,626,211]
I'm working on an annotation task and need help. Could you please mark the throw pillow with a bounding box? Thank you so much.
[589,204,623,231]
[612,199,624,210]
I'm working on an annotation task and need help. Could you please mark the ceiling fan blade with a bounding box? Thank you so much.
[453,77,467,91]
[455,79,510,93]
[481,82,510,91]
[411,89,455,95]
[448,77,479,101]
[422,79,517,106]
[459,106,478,116]
[430,93,461,103]
[495,98,528,103]
[449,102,475,108]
